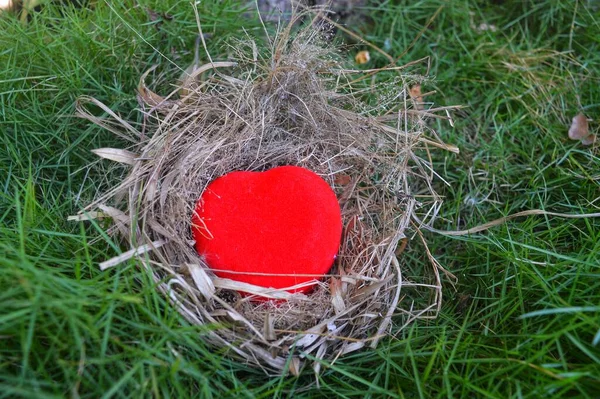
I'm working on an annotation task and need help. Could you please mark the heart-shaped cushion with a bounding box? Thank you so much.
[191,166,342,294]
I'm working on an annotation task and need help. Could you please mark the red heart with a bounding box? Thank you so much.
[191,166,342,294]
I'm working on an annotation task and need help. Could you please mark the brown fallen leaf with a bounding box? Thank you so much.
[355,50,370,65]
[409,84,424,110]
[145,7,173,31]
[581,134,596,146]
[146,7,160,22]
[138,66,170,107]
[334,173,351,186]
[568,113,596,146]
[395,237,408,257]
[568,113,589,140]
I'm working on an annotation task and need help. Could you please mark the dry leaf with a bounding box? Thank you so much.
[329,277,345,314]
[288,357,301,376]
[146,7,173,25]
[568,113,596,145]
[96,204,129,225]
[581,134,596,146]
[340,341,365,355]
[263,313,277,341]
[409,84,424,110]
[409,84,422,101]
[179,60,237,98]
[334,173,351,185]
[212,278,308,301]
[395,237,408,257]
[91,148,138,165]
[355,50,370,65]
[99,239,167,271]
[67,211,108,221]
[295,330,322,348]
[146,7,160,22]
[138,66,170,107]
[187,263,215,300]
[568,113,589,140]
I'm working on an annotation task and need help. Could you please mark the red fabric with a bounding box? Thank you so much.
[192,166,342,294]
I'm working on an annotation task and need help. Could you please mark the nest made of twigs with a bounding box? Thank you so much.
[74,16,458,376]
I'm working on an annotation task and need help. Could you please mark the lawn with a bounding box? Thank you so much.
[1,0,599,397]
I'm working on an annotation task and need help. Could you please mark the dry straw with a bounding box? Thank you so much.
[73,13,460,376]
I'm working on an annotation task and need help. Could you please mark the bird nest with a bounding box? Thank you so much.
[74,18,458,376]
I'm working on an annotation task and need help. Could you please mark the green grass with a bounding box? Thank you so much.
[1,0,599,397]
